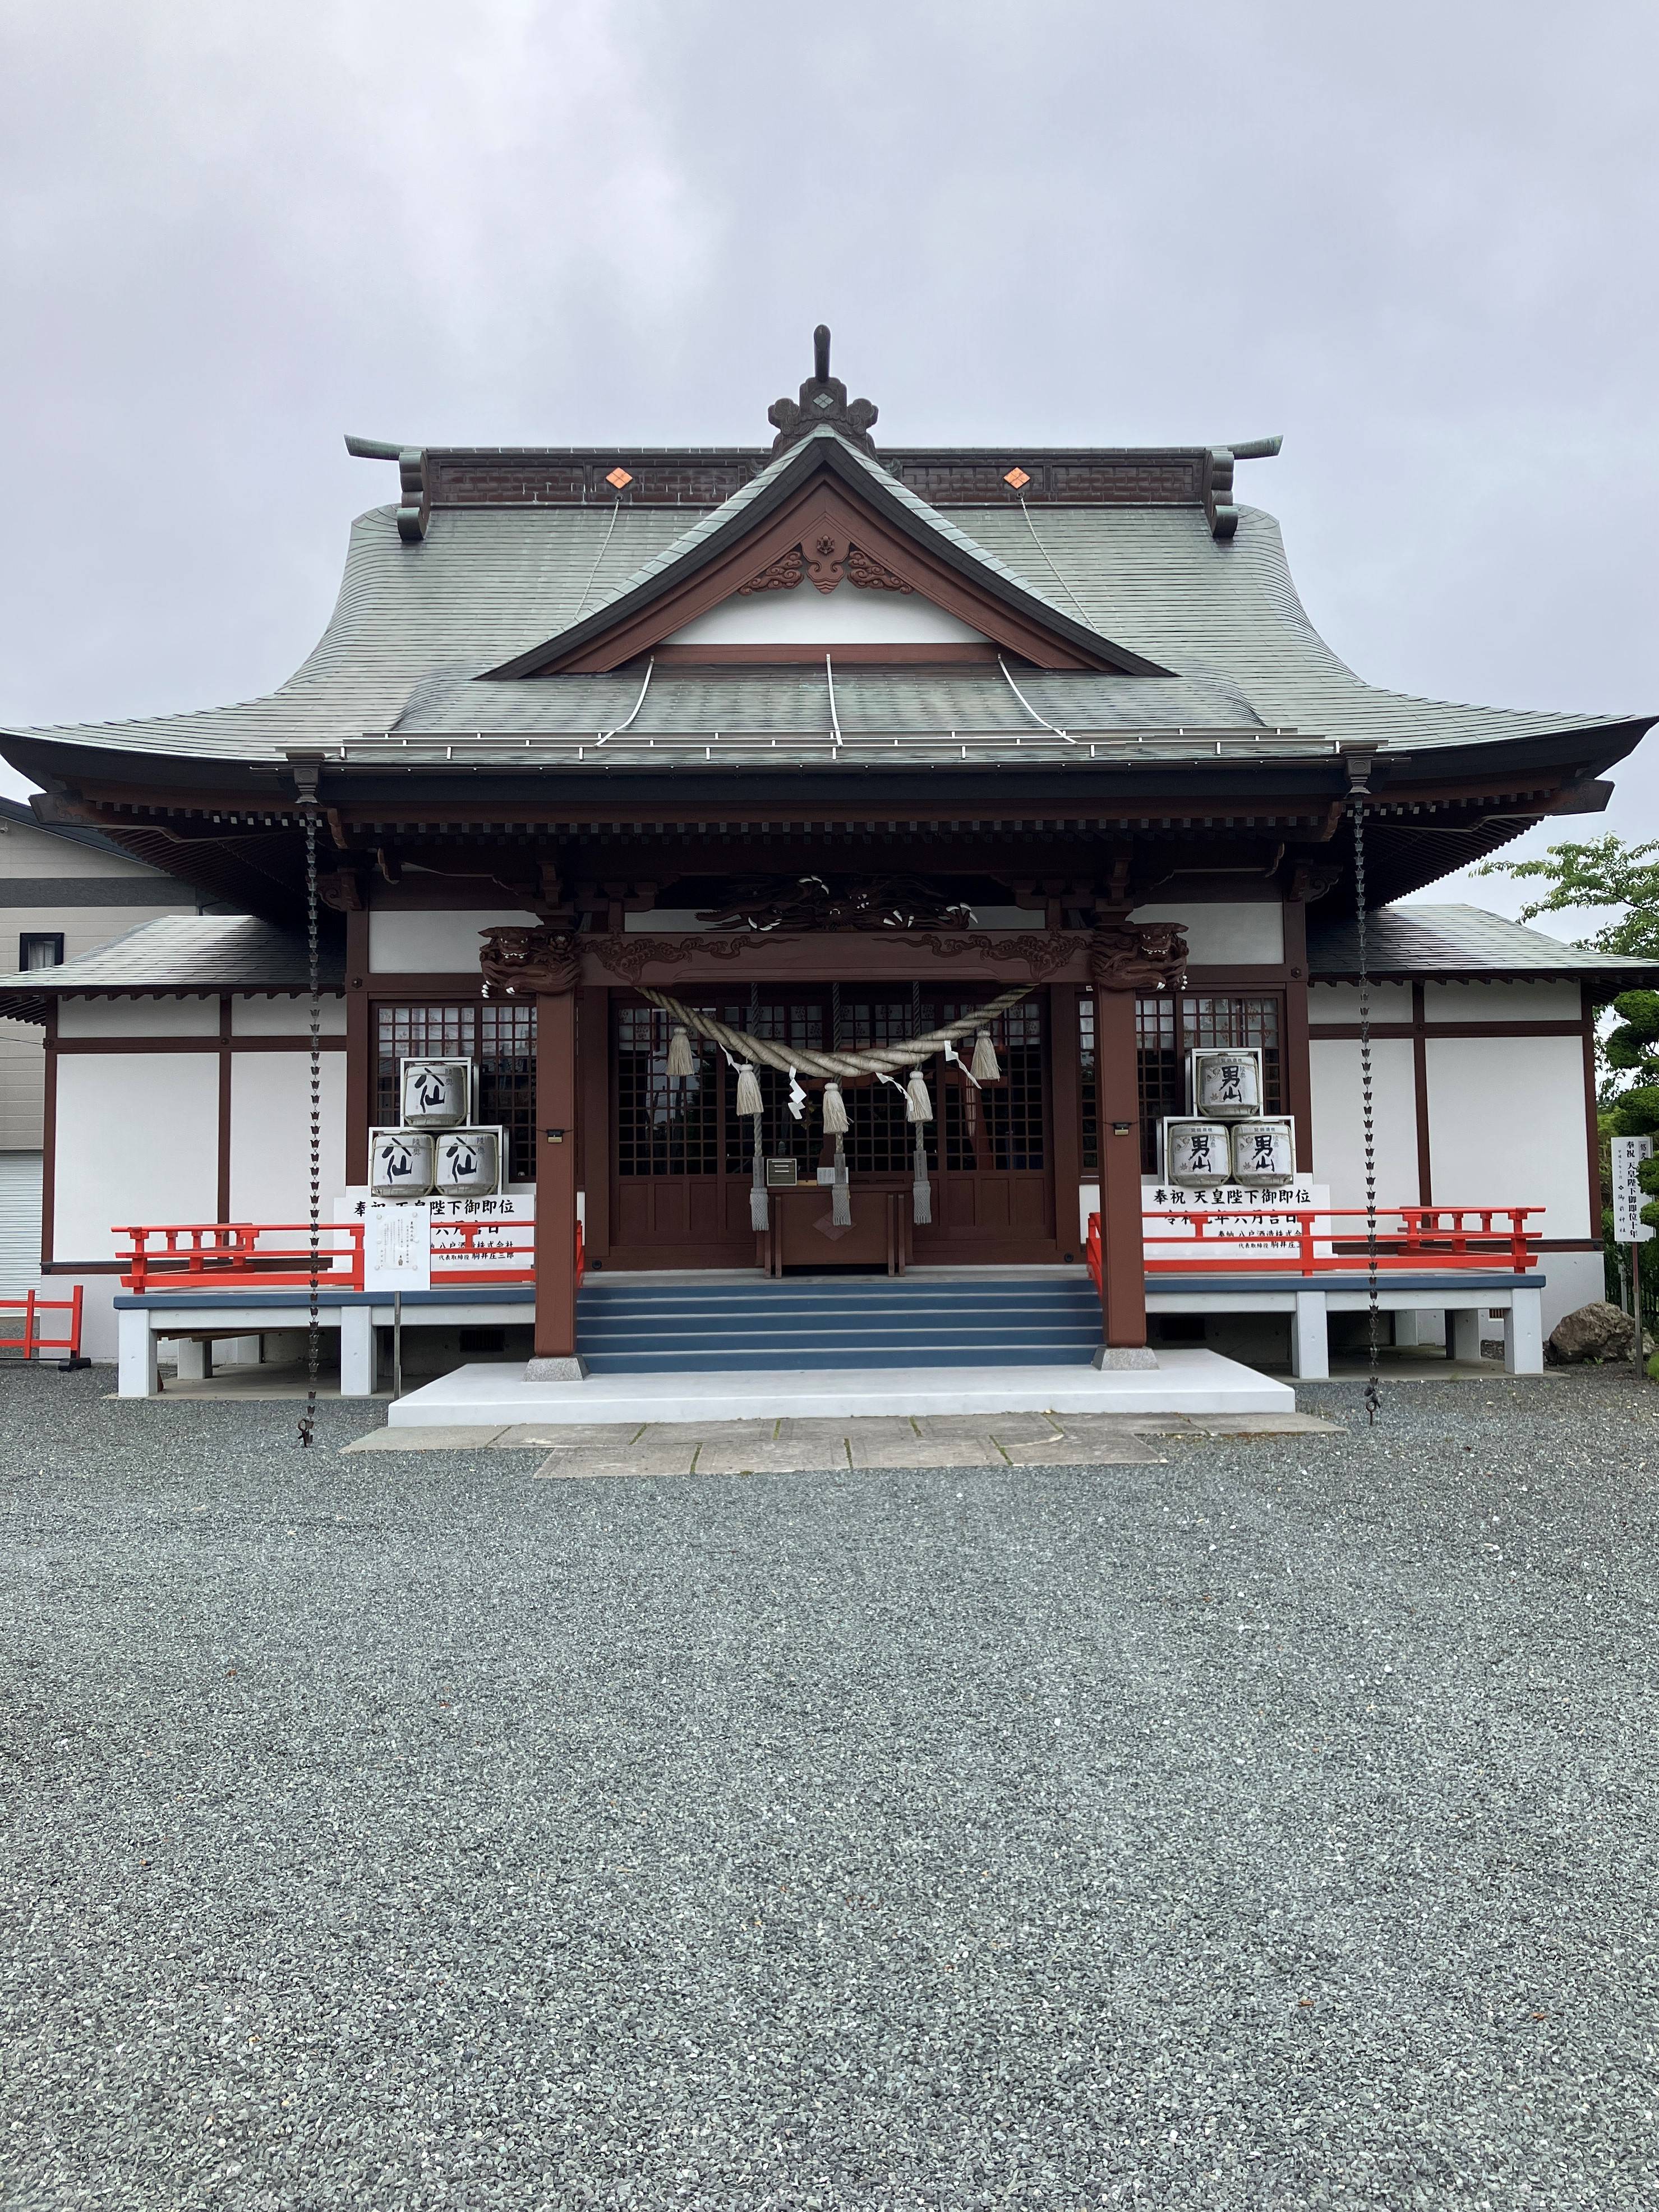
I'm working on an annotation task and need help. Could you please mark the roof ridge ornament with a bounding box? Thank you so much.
[344,433,428,543]
[767,325,878,457]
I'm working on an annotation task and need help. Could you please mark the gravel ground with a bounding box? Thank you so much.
[3,1364,1657,2211]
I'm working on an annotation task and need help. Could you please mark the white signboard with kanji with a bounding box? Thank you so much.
[338,1188,538,1284]
[362,1199,432,1291]
[1610,1134,1654,1245]
[1142,1177,1332,1260]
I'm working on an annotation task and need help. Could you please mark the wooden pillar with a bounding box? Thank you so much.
[216,995,233,1222]
[1093,981,1148,1348]
[344,909,371,1186]
[530,986,584,1373]
[578,986,611,1263]
[1048,985,1084,1264]
[1282,899,1314,1174]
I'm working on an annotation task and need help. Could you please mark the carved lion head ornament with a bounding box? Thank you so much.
[1087,920,1188,992]
[478,926,579,998]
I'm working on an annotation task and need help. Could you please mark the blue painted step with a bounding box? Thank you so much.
[574,1272,1104,1373]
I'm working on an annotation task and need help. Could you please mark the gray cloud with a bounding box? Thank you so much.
[3,0,1655,924]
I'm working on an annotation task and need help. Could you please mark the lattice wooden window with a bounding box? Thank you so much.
[717,998,826,1176]
[615,1003,719,1177]
[939,998,1044,1172]
[375,1003,538,1181]
[836,996,935,1174]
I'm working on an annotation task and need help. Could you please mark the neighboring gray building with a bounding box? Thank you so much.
[0,797,204,1290]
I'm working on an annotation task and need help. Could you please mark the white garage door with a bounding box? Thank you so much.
[0,1152,43,1294]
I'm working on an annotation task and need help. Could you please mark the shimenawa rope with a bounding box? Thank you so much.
[644,981,1032,1230]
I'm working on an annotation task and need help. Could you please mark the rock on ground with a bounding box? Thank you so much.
[1547,1298,1637,1364]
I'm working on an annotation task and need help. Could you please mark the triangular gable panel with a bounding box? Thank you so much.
[484,432,1172,678]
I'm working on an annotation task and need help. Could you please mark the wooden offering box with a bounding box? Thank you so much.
[761,1179,913,1276]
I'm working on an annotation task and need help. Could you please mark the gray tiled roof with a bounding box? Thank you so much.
[0,915,343,1001]
[3,427,1642,766]
[1308,903,1659,980]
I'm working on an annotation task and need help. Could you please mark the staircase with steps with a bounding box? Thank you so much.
[575,1271,1104,1374]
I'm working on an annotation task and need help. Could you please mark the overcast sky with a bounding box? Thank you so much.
[3,0,1655,930]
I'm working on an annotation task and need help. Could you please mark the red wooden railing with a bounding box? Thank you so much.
[0,1284,84,1361]
[1084,1205,1541,1287]
[116,1222,366,1294]
[114,1218,587,1294]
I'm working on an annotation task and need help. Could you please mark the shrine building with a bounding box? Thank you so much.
[1,331,1652,1419]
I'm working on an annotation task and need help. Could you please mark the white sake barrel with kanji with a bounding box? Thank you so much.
[1191,1048,1262,1120]
[1164,1119,1232,1184]
[1229,1117,1296,1185]
[370,1128,435,1198]
[434,1128,501,1197]
[400,1057,472,1129]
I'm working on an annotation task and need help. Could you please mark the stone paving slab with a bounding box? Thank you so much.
[998,1428,1163,1467]
[843,1416,1003,1469]
[343,1406,1339,1465]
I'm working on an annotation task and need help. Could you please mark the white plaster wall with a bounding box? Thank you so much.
[232,996,348,1036]
[1130,903,1283,964]
[667,581,986,646]
[40,1273,121,1363]
[53,1054,218,1262]
[1425,1034,1591,1235]
[1423,980,1583,1022]
[1308,981,1413,1023]
[369,909,538,973]
[1536,1249,1610,1336]
[1308,1037,1420,1209]
[58,997,219,1038]
[229,1055,345,1221]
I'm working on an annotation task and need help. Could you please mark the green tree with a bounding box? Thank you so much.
[1480,834,1659,960]
[1481,837,1659,1225]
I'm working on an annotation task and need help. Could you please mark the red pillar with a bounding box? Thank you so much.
[529,986,584,1377]
[1092,982,1149,1352]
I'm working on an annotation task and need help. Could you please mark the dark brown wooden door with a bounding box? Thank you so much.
[608,986,1057,1270]
[922,992,1054,1258]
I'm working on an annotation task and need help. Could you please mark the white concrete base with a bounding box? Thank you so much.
[385,1349,1294,1429]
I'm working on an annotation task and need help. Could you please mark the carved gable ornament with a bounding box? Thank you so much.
[767,325,878,456]
[738,530,910,598]
[480,350,1172,677]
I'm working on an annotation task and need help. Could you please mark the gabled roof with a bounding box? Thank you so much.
[481,428,1168,678]
[1,437,1648,772]
[0,915,342,1020]
[1309,903,1659,986]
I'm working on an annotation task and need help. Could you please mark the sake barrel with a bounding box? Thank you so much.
[434,1127,501,1197]
[400,1057,472,1129]
[1163,1119,1232,1184]
[1191,1048,1262,1120]
[370,1128,434,1198]
[1229,1117,1296,1185]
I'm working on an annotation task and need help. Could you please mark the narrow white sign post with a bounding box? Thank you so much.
[1610,1133,1655,1327]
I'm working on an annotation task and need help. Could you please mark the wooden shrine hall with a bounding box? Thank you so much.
[0,330,1652,1417]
